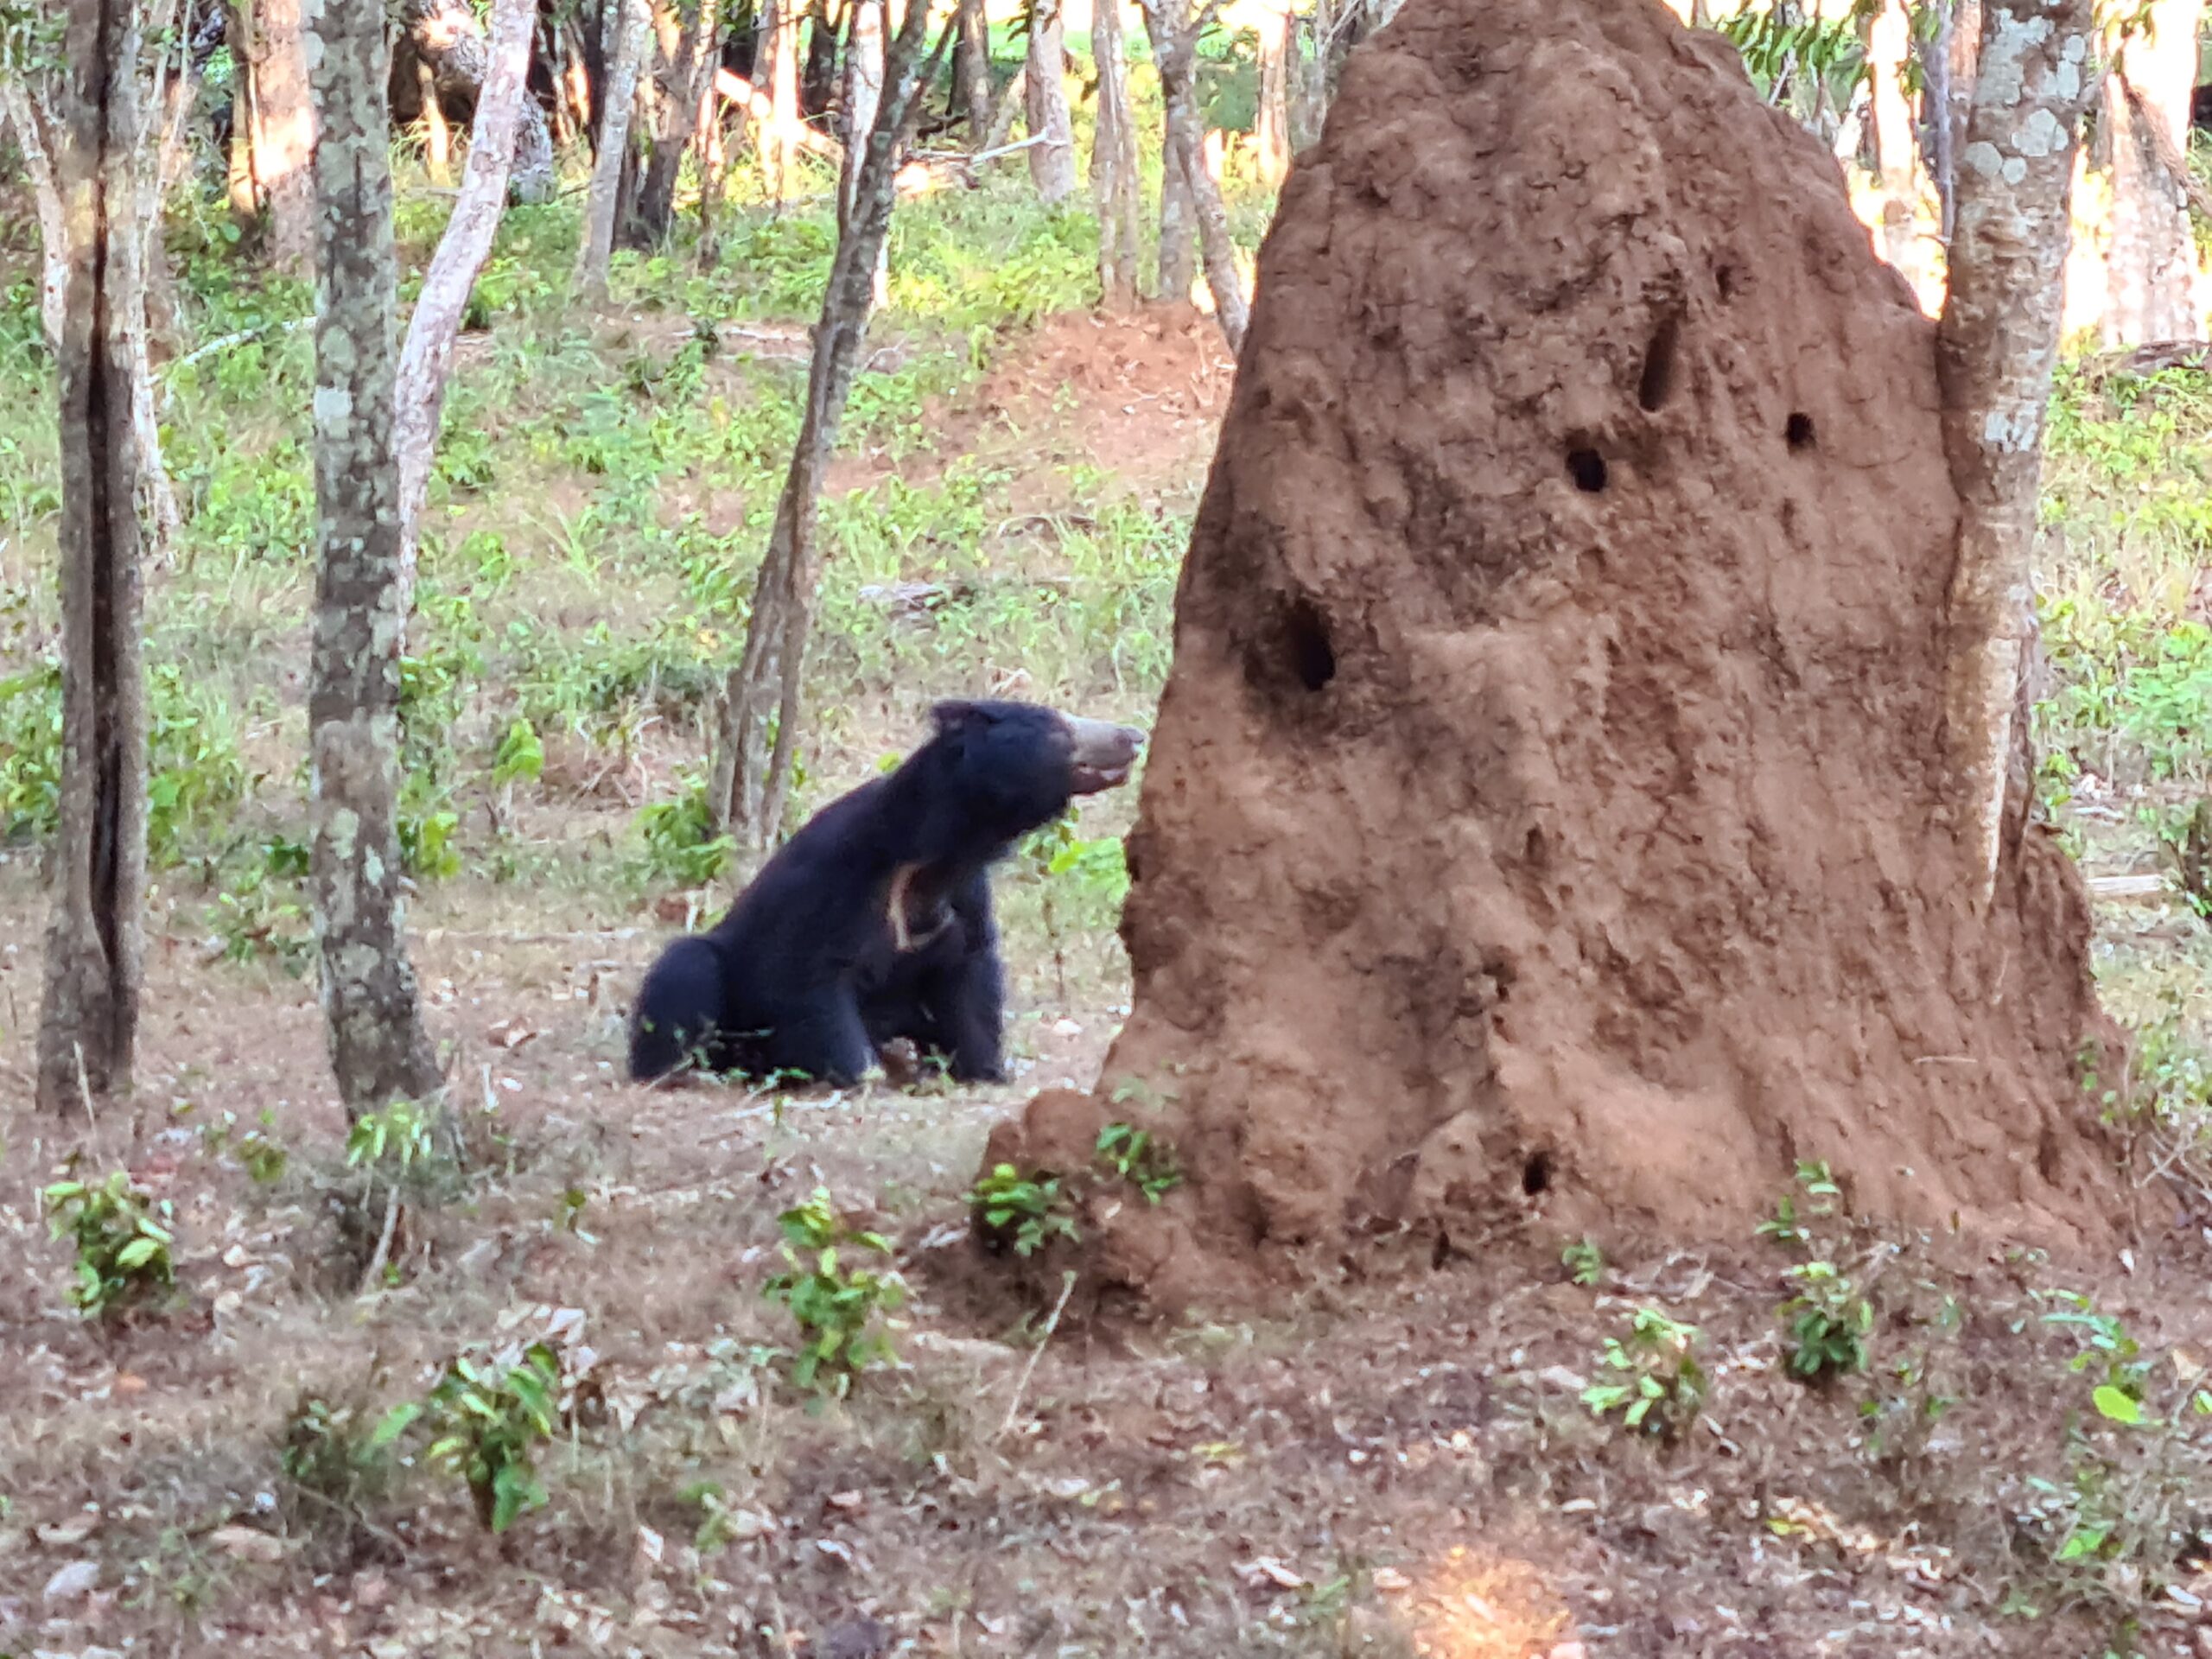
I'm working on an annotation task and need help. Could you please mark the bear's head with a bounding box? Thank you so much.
[925,699,1146,841]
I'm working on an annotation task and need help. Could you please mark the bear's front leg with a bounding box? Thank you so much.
[938,948,1007,1084]
[762,981,879,1087]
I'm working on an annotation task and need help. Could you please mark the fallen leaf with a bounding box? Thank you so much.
[1371,1567,1413,1593]
[36,1516,99,1547]
[1236,1557,1305,1591]
[209,1525,284,1564]
[42,1559,99,1604]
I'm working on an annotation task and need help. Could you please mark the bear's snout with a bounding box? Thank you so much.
[1064,715,1147,794]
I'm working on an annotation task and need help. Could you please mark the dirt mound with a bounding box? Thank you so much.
[988,0,2129,1301]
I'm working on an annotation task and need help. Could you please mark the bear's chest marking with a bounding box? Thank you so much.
[886,862,956,954]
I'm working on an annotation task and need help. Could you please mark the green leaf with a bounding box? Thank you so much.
[2092,1385,2142,1424]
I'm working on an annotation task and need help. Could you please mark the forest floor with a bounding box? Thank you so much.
[5,168,2212,1659]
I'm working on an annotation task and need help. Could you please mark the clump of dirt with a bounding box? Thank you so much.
[988,0,2129,1303]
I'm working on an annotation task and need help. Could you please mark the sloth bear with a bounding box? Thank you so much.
[627,699,1144,1086]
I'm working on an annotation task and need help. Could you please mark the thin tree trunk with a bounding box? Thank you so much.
[39,0,150,1116]
[395,0,537,620]
[576,0,651,304]
[416,57,452,182]
[1142,0,1247,349]
[2,82,71,354]
[2102,1,2202,346]
[1253,0,1291,188]
[1024,0,1076,203]
[240,0,315,271]
[756,0,804,199]
[1924,1,1958,241]
[1937,0,2098,905]
[957,0,991,140]
[841,0,882,226]
[635,0,722,243]
[306,0,446,1117]
[1091,0,1141,309]
[1868,0,1919,285]
[803,0,843,116]
[711,3,948,842]
[1157,132,1194,300]
[140,28,199,351]
[982,63,1027,150]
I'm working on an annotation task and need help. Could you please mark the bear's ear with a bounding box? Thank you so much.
[929,700,983,734]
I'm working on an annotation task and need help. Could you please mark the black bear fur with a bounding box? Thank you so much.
[628,700,1142,1086]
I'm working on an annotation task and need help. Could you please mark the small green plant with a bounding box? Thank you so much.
[968,1162,1081,1256]
[2037,1289,2153,1406]
[398,1342,563,1533]
[1582,1307,1707,1443]
[636,772,736,887]
[1095,1122,1180,1203]
[762,1188,905,1395]
[1756,1160,1841,1250]
[44,1171,176,1319]
[1560,1236,1605,1287]
[346,1098,437,1175]
[1779,1259,1873,1382]
[277,1391,415,1567]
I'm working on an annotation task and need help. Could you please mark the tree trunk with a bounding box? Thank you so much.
[634,0,722,243]
[803,0,843,116]
[711,0,946,842]
[39,0,150,1116]
[395,0,537,621]
[306,0,446,1117]
[1090,0,1142,309]
[1937,0,2098,905]
[753,0,805,199]
[957,0,991,139]
[416,57,453,182]
[2,82,72,357]
[2102,1,2203,346]
[840,0,887,302]
[841,0,882,224]
[576,0,651,303]
[397,0,558,204]
[1868,0,1919,284]
[1024,0,1077,203]
[1143,0,1248,349]
[235,0,315,270]
[1157,130,1195,300]
[1253,0,1291,188]
[1923,0,1959,241]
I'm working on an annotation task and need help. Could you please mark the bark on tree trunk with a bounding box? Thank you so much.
[756,0,804,199]
[39,0,150,1116]
[634,0,721,243]
[304,0,446,1117]
[1923,1,1959,241]
[1937,0,2097,905]
[1090,0,1142,309]
[394,0,536,621]
[2102,0,2202,346]
[840,0,887,303]
[1024,0,1077,203]
[398,0,558,204]
[416,57,453,182]
[1157,129,1195,300]
[236,0,315,271]
[710,1,947,842]
[2,82,72,359]
[1142,0,1248,349]
[576,0,651,303]
[957,0,992,140]
[1253,0,1291,188]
